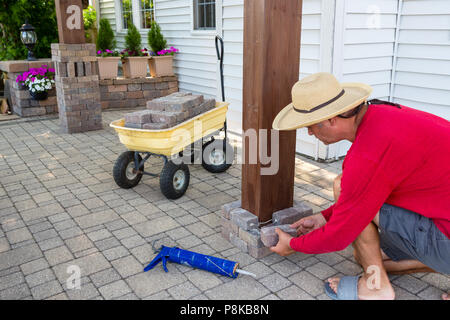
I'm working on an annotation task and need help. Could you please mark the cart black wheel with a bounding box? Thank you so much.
[160,161,190,199]
[201,139,234,173]
[113,151,143,189]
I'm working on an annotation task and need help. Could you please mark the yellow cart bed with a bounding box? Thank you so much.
[110,102,234,199]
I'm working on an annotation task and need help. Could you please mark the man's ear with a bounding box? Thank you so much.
[328,117,338,127]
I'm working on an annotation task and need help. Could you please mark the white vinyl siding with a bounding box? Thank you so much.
[327,0,399,159]
[391,0,450,120]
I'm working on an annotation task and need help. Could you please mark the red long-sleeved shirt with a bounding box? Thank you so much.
[290,104,450,254]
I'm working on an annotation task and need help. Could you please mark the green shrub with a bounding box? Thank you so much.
[0,0,58,60]
[84,5,97,43]
[147,21,167,54]
[96,18,116,51]
[124,23,141,55]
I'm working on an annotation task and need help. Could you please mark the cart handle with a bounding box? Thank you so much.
[215,35,225,102]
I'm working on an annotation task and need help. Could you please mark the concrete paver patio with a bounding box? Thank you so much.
[0,109,448,300]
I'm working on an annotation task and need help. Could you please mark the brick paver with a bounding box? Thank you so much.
[0,110,448,300]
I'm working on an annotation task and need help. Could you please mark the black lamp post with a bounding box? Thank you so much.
[20,21,37,61]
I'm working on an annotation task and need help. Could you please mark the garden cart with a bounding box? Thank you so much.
[110,36,233,200]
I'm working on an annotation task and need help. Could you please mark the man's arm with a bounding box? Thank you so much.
[289,154,394,254]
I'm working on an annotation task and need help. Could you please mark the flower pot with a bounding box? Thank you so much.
[122,57,149,78]
[149,55,174,77]
[29,90,48,101]
[97,57,121,79]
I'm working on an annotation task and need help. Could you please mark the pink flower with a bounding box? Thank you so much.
[106,49,112,53]
[97,50,102,55]
[48,68,55,73]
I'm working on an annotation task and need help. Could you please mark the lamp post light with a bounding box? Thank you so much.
[20,21,37,61]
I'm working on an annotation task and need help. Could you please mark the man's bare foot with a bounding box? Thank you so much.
[443,293,449,300]
[327,276,395,300]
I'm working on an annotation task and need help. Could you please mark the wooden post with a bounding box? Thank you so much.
[241,0,303,223]
[55,0,86,44]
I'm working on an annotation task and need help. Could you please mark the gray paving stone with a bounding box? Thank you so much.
[168,281,201,299]
[121,235,146,249]
[6,227,33,244]
[66,282,100,300]
[0,237,10,253]
[53,252,111,284]
[289,271,324,297]
[205,276,269,300]
[0,271,25,291]
[277,285,315,300]
[133,216,180,237]
[271,259,302,277]
[0,243,42,271]
[0,283,30,300]
[306,262,338,280]
[31,279,63,299]
[185,269,223,291]
[421,273,450,291]
[111,255,143,278]
[143,290,172,300]
[21,203,65,222]
[112,227,137,240]
[103,245,130,261]
[260,273,292,292]
[59,226,84,240]
[74,209,119,229]
[20,258,50,275]
[65,235,94,253]
[95,237,122,251]
[186,222,216,238]
[34,228,59,242]
[176,235,203,249]
[87,228,113,242]
[126,264,187,298]
[38,236,64,251]
[333,259,363,275]
[393,275,429,294]
[99,279,133,300]
[417,286,446,300]
[90,268,122,287]
[25,268,56,288]
[44,246,74,266]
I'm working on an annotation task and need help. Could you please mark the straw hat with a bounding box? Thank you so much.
[272,72,373,130]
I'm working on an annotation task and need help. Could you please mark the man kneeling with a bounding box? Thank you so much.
[270,72,450,300]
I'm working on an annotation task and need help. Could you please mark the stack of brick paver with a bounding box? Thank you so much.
[51,43,102,133]
[221,200,313,258]
[124,92,216,129]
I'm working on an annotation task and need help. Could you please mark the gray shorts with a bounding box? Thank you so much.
[379,203,450,274]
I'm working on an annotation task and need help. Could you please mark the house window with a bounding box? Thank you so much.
[193,0,216,30]
[121,0,133,29]
[140,0,155,29]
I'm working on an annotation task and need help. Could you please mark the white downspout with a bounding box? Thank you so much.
[389,0,403,102]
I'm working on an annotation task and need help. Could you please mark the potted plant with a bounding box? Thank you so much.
[16,65,55,100]
[147,21,178,77]
[121,23,149,78]
[96,18,120,79]
[97,49,120,79]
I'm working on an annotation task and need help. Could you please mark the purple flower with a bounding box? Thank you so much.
[48,68,55,73]
[106,49,112,53]
[41,64,48,68]
[97,50,102,55]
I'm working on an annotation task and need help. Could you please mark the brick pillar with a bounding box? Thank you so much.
[51,43,102,133]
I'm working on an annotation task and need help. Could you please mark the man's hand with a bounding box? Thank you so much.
[290,213,326,236]
[270,228,295,256]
